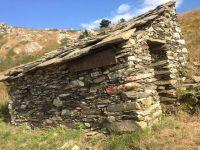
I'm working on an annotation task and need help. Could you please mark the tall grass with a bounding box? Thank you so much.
[0,34,7,49]
[180,15,200,76]
[0,123,84,150]
[0,83,9,122]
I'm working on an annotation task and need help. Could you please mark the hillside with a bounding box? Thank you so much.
[178,8,200,76]
[0,23,80,71]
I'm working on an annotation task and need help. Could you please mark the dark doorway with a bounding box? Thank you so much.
[148,41,176,103]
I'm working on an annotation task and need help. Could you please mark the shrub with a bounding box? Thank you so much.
[0,84,9,122]
[119,18,126,23]
[100,19,111,28]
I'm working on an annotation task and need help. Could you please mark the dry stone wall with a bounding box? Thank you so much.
[8,37,162,132]
[149,4,188,102]
[2,1,188,132]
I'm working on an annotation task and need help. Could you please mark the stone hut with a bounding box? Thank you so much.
[0,1,188,132]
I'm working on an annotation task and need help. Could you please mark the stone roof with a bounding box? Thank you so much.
[0,1,176,82]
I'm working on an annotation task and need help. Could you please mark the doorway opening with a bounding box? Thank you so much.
[147,40,176,103]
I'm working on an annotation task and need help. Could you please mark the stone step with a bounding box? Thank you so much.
[154,70,171,76]
[158,89,176,95]
[155,80,175,86]
[150,60,168,67]
[182,83,200,89]
[159,93,176,99]
[160,97,177,103]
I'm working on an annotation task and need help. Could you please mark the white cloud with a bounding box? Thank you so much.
[137,0,183,16]
[144,0,183,8]
[176,0,183,8]
[81,19,103,30]
[81,3,134,29]
[81,0,183,29]
[111,13,133,23]
[137,5,155,14]
[144,0,170,6]
[117,4,131,14]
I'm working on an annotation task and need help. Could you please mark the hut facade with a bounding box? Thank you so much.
[0,1,188,132]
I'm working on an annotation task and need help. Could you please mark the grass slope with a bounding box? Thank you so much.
[0,42,60,72]
[178,8,200,76]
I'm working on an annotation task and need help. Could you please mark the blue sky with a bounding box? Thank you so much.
[0,0,199,30]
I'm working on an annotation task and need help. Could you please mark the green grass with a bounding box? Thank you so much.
[179,13,200,76]
[0,53,40,72]
[0,121,84,150]
[0,84,9,122]
[105,129,150,150]
[0,34,7,49]
[0,42,60,72]
[0,116,177,150]
[104,116,181,150]
[0,40,60,72]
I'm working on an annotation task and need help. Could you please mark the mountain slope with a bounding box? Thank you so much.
[0,24,80,72]
[178,8,200,76]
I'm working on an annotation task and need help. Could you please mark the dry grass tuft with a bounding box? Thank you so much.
[0,83,9,122]
[178,9,200,76]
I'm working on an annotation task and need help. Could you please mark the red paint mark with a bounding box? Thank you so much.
[127,75,136,81]
[106,84,129,94]
[106,76,137,94]
[106,87,116,94]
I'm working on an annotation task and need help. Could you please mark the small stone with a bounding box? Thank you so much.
[129,39,136,44]
[174,33,180,39]
[178,39,185,45]
[72,145,80,150]
[182,48,188,53]
[53,98,63,107]
[105,120,138,133]
[135,121,147,129]
[93,76,106,83]
[79,77,84,80]
[20,105,26,109]
[175,27,181,32]
[107,116,116,122]
[59,94,70,98]
[61,109,70,116]
[140,97,153,107]
[192,76,200,83]
[84,123,91,128]
[60,140,75,149]
[89,86,99,93]
[125,91,151,99]
[128,56,137,61]
[91,71,102,77]
[71,80,84,87]
[108,72,122,80]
